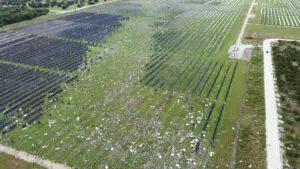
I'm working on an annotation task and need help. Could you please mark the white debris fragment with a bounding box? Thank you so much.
[209,152,215,157]
[62,117,69,122]
[44,133,48,136]
[48,120,56,128]
[158,153,162,159]
[175,163,180,168]
[248,165,252,168]
[55,147,60,151]
[129,146,137,154]
[180,137,185,142]
[187,132,194,138]
[177,153,181,158]
[105,165,108,169]
[76,117,80,121]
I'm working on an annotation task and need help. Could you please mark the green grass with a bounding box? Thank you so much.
[0,153,44,169]
[206,0,253,167]
[243,23,300,45]
[1,15,162,168]
[242,0,300,45]
[208,61,249,169]
[0,0,265,168]
[235,48,266,169]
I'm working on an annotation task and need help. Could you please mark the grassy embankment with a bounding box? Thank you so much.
[0,153,44,169]
[236,48,266,169]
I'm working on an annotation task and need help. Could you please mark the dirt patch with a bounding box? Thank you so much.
[0,144,71,169]
[229,45,254,61]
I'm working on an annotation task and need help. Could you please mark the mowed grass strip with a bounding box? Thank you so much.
[0,153,44,169]
[236,48,266,169]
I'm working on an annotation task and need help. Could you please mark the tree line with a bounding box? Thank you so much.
[0,6,48,27]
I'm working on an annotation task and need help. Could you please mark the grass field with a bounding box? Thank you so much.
[243,0,300,45]
[243,23,300,44]
[0,0,270,168]
[235,48,266,169]
[0,153,44,169]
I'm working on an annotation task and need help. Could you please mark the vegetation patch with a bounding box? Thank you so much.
[272,40,300,169]
[0,153,44,169]
[236,48,266,169]
[0,6,48,27]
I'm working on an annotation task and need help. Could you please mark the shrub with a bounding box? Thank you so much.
[88,0,95,5]
[62,4,69,9]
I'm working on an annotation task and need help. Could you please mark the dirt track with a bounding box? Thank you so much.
[236,0,256,45]
[0,144,72,169]
[263,39,284,169]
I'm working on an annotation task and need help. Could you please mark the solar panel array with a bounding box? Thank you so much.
[0,30,86,134]
[0,32,87,72]
[0,63,78,134]
[18,12,128,44]
[1,11,128,135]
